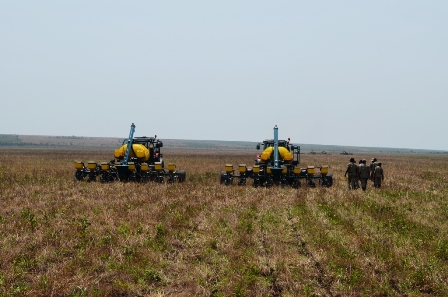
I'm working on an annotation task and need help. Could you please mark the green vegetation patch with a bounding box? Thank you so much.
[0,134,20,145]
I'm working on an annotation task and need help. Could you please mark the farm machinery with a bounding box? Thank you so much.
[220,125,333,188]
[74,123,186,183]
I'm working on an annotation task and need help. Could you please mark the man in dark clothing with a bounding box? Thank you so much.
[344,158,358,190]
[370,158,378,180]
[358,159,370,191]
[355,160,363,189]
[373,162,384,188]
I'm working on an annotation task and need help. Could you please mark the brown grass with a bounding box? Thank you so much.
[0,149,447,296]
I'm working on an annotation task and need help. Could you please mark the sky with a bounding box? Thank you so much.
[1,1,447,151]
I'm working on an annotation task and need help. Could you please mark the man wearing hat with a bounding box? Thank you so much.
[370,158,378,180]
[344,157,358,190]
[358,159,370,191]
[373,162,384,188]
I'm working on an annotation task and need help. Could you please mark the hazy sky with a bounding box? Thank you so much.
[1,1,447,150]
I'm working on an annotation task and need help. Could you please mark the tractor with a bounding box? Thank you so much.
[74,123,186,183]
[220,125,333,188]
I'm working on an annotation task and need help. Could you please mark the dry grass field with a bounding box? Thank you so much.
[0,149,447,296]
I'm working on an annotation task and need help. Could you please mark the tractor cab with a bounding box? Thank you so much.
[126,136,164,164]
[256,139,300,166]
[257,139,290,150]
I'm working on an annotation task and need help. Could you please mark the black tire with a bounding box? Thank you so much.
[75,170,84,181]
[220,171,227,184]
[178,170,186,182]
[292,180,301,189]
[325,173,333,187]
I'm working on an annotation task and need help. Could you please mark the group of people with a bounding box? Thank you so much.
[344,157,384,191]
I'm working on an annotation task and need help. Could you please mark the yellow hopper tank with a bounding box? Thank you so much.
[114,144,150,162]
[260,146,293,163]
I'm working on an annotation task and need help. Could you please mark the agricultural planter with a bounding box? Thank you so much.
[74,123,186,183]
[220,125,333,188]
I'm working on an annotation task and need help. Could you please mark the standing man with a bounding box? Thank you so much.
[358,159,370,191]
[355,159,363,189]
[373,162,384,188]
[370,158,378,180]
[344,158,358,190]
